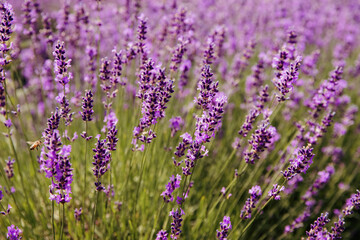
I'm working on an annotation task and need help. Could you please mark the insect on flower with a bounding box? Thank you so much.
[27,140,42,150]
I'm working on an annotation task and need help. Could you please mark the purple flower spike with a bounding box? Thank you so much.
[6,225,22,239]
[268,184,285,200]
[53,41,72,86]
[92,138,111,191]
[343,190,360,216]
[169,116,184,137]
[171,38,188,72]
[216,216,232,240]
[74,208,82,221]
[161,174,182,203]
[240,185,262,219]
[3,118,11,128]
[306,212,330,239]
[330,216,345,239]
[156,230,168,240]
[81,90,94,122]
[282,145,315,180]
[169,208,185,239]
[195,65,219,111]
[50,144,73,204]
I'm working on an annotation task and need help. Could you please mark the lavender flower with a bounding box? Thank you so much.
[342,190,360,216]
[268,184,285,200]
[244,121,276,164]
[182,95,227,175]
[170,38,188,72]
[273,56,302,102]
[137,14,148,59]
[6,225,22,239]
[195,65,219,111]
[330,216,345,239]
[92,137,111,191]
[57,95,73,126]
[111,49,125,87]
[282,145,315,180]
[0,204,11,215]
[133,62,174,146]
[216,216,232,240]
[4,157,14,179]
[156,230,168,240]
[80,90,94,122]
[306,212,330,239]
[53,41,72,86]
[302,165,335,201]
[309,66,344,118]
[99,58,112,95]
[169,116,184,137]
[284,209,311,233]
[240,185,262,219]
[42,108,61,143]
[3,118,11,128]
[238,109,259,137]
[203,36,216,65]
[161,174,181,203]
[169,208,185,239]
[106,125,118,151]
[74,208,82,221]
[49,144,73,204]
[174,132,192,160]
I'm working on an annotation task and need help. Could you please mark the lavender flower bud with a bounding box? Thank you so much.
[156,230,168,240]
[161,174,181,203]
[268,184,285,200]
[238,109,259,137]
[306,212,330,239]
[53,41,72,86]
[169,208,185,239]
[244,122,276,164]
[7,225,22,239]
[282,145,315,180]
[81,90,94,122]
[240,185,262,219]
[195,65,219,110]
[169,116,184,137]
[170,39,188,72]
[216,216,232,240]
[92,137,111,191]
[74,208,82,221]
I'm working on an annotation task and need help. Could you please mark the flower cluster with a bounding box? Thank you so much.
[244,121,276,164]
[40,129,73,204]
[268,184,285,200]
[156,230,168,240]
[161,174,182,203]
[216,216,232,240]
[7,225,22,239]
[92,136,111,191]
[240,185,262,219]
[169,208,185,239]
[80,90,94,122]
[282,145,315,180]
[133,60,174,146]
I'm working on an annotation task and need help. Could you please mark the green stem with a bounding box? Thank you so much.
[60,203,65,240]
[134,144,149,213]
[83,121,88,234]
[91,190,100,240]
[52,200,55,240]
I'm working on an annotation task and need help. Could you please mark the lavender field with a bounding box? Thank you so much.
[1,0,360,239]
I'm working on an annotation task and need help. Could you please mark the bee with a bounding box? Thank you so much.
[27,140,42,150]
